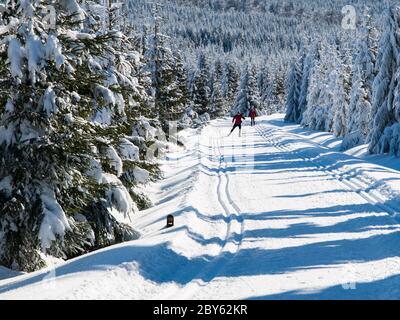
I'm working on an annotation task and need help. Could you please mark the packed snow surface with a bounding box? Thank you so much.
[1,114,400,300]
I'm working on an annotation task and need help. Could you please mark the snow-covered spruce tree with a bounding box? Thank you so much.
[232,66,260,115]
[208,60,227,118]
[249,66,262,113]
[174,52,190,117]
[0,0,141,271]
[158,48,188,131]
[268,65,286,115]
[341,12,377,150]
[222,60,240,108]
[368,7,400,155]
[192,53,212,116]
[284,56,302,122]
[259,65,282,114]
[144,10,187,132]
[257,65,270,109]
[84,1,160,212]
[209,71,225,118]
[214,59,224,86]
[297,44,318,123]
[133,26,156,119]
[301,42,332,131]
[300,50,323,130]
[301,40,351,135]
[332,50,352,138]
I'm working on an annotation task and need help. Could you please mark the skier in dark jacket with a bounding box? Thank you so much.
[229,112,245,137]
[249,108,257,126]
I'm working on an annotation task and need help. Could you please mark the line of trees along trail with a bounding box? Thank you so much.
[285,6,400,157]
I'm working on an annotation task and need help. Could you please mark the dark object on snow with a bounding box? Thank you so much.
[166,215,174,228]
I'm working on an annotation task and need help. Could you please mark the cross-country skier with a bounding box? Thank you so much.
[249,108,257,127]
[229,112,245,137]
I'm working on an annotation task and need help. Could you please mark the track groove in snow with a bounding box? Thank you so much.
[255,124,400,219]
[171,124,245,299]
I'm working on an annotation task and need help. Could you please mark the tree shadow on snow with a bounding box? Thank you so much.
[2,201,400,297]
[248,273,400,300]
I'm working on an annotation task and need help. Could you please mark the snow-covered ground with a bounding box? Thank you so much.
[276,115,400,172]
[1,114,400,300]
[0,267,23,282]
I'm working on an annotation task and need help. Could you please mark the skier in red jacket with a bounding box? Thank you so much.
[228,112,245,137]
[249,108,257,126]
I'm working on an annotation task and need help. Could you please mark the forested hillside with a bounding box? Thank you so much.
[124,0,397,118]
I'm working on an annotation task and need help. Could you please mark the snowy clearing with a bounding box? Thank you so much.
[1,114,400,300]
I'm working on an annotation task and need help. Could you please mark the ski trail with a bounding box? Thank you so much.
[3,116,400,300]
[172,123,244,299]
[255,124,399,219]
[187,120,400,300]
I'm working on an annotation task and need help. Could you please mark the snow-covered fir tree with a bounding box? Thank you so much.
[222,60,240,109]
[284,57,302,122]
[332,50,352,138]
[299,38,352,137]
[209,63,225,118]
[259,64,285,114]
[174,52,190,117]
[192,53,212,116]
[144,7,187,131]
[297,45,318,123]
[341,12,377,150]
[368,7,400,155]
[232,66,260,116]
[301,43,327,131]
[87,1,162,211]
[257,64,271,109]
[214,59,224,85]
[270,68,286,114]
[0,0,159,272]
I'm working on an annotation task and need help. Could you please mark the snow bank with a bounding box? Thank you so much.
[273,114,400,172]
